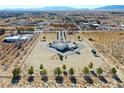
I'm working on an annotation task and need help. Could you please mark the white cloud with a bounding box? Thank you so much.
[0,0,124,6]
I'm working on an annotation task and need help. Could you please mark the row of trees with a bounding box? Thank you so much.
[12,63,118,84]
[83,62,117,76]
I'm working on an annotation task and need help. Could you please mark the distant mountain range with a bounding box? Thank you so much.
[95,5,124,11]
[39,6,78,11]
[1,5,124,11]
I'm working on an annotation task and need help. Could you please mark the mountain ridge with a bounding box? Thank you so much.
[1,5,124,11]
[95,5,124,11]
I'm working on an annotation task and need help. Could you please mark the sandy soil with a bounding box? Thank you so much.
[21,32,109,76]
[83,31,124,64]
[82,31,124,81]
[1,32,124,88]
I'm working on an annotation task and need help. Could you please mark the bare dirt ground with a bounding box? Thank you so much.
[1,32,124,88]
[83,31,124,81]
[21,32,109,76]
[83,31,124,64]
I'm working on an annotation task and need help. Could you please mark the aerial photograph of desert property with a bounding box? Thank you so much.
[0,3,124,88]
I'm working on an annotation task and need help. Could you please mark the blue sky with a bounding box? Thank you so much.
[0,0,123,9]
[0,5,105,9]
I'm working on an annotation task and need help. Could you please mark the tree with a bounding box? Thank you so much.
[88,62,93,69]
[54,67,62,77]
[77,36,81,41]
[59,54,63,61]
[110,67,117,76]
[83,67,93,84]
[40,69,47,76]
[62,64,67,71]
[68,68,75,76]
[62,64,68,76]
[43,36,46,41]
[28,66,34,76]
[40,64,44,70]
[41,69,48,82]
[83,67,90,75]
[96,67,103,76]
[12,68,21,83]
[12,68,21,77]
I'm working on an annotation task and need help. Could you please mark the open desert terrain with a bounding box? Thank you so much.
[83,31,124,81]
[1,10,124,88]
[1,31,124,88]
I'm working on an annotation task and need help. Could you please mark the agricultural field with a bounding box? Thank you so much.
[0,32,39,76]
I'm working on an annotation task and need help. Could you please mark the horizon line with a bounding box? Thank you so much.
[0,5,106,9]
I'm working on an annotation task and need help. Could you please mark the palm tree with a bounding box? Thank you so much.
[12,68,21,78]
[68,68,75,76]
[54,67,62,77]
[96,67,103,76]
[28,66,34,76]
[83,67,90,76]
[40,64,44,70]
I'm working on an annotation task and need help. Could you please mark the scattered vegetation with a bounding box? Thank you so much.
[54,67,62,77]
[110,67,117,76]
[62,64,67,76]
[77,35,81,41]
[43,36,46,41]
[68,68,75,76]
[28,66,34,82]
[88,62,93,69]
[12,68,21,78]
[40,64,44,70]
[11,68,21,84]
[41,69,48,82]
[54,67,63,84]
[96,67,103,76]
[83,67,90,76]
